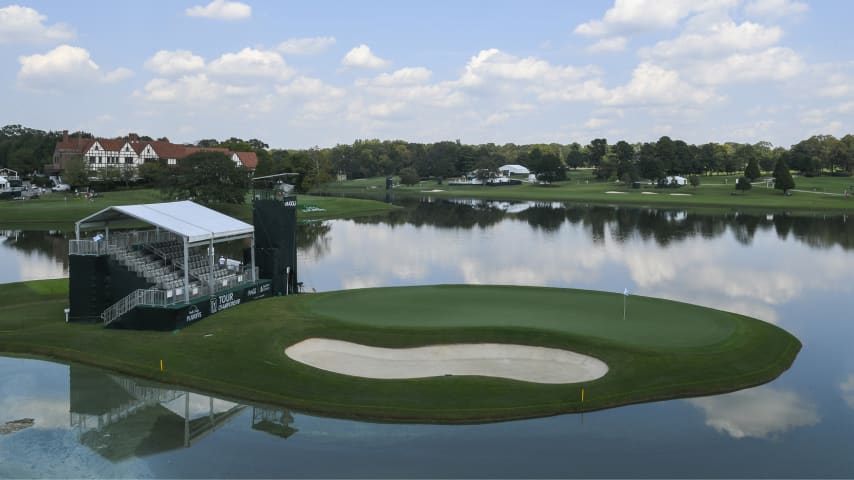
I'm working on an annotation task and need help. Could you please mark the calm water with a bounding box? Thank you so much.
[1,200,853,477]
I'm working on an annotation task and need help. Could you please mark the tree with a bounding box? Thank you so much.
[399,167,419,185]
[588,138,607,170]
[773,157,795,195]
[565,143,586,169]
[744,157,761,181]
[534,151,565,183]
[735,176,752,193]
[63,156,89,188]
[688,175,700,187]
[161,151,248,204]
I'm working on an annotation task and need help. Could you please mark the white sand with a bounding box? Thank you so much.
[605,191,628,194]
[641,191,659,195]
[420,189,445,193]
[285,338,608,384]
[669,193,692,196]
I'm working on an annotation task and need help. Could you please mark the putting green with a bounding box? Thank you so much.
[0,281,801,423]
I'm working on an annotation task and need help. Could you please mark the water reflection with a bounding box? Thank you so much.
[686,386,820,440]
[299,200,854,326]
[0,230,68,282]
[69,365,296,462]
[841,375,854,409]
[348,199,853,250]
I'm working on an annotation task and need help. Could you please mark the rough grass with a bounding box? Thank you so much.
[0,280,800,423]
[315,174,854,212]
[0,189,397,229]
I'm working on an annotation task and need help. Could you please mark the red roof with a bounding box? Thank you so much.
[53,133,257,166]
[233,151,258,169]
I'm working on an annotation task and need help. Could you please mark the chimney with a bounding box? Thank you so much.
[62,130,68,142]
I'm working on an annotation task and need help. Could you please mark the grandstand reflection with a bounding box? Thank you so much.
[68,364,297,462]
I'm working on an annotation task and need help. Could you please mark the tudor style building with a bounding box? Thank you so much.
[50,132,258,174]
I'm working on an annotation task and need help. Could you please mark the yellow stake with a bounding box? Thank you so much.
[160,359,163,372]
[581,387,585,402]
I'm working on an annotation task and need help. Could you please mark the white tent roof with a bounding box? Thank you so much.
[76,200,253,244]
[499,164,530,174]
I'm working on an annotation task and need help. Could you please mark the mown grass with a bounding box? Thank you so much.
[314,174,854,213]
[0,280,800,423]
[0,189,397,229]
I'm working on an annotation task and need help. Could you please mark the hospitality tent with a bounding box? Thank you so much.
[498,164,530,175]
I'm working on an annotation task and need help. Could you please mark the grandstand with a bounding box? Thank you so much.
[67,200,290,329]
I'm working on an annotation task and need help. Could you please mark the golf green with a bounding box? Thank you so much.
[0,281,801,423]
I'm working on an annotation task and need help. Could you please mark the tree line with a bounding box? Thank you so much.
[2,124,852,192]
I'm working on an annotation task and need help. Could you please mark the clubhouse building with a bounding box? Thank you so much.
[49,132,258,174]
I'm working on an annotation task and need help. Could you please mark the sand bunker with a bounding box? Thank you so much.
[605,191,628,194]
[285,338,608,384]
[669,193,692,196]
[641,191,659,195]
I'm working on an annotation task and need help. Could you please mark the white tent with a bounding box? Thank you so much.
[76,201,255,303]
[499,164,530,175]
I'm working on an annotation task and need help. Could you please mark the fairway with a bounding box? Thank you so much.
[0,280,801,423]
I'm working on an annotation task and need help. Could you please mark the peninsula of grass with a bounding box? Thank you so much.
[0,280,800,423]
[315,174,854,213]
[0,188,397,230]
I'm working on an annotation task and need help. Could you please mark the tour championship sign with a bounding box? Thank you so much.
[123,281,274,330]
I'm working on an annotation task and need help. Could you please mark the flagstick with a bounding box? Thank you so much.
[623,294,626,321]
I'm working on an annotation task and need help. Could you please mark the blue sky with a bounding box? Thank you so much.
[1,0,851,149]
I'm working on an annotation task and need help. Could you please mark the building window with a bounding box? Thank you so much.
[124,157,133,164]
[168,158,177,165]
[89,156,95,164]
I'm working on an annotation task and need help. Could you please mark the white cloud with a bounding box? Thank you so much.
[365,102,406,118]
[145,49,205,75]
[208,47,292,79]
[538,79,610,102]
[459,48,597,87]
[574,0,738,36]
[276,76,345,98]
[0,5,74,44]
[369,67,432,86]
[277,36,336,55]
[584,117,612,129]
[744,0,808,18]
[341,44,391,69]
[137,74,222,103]
[605,62,719,106]
[586,36,627,53]
[17,45,132,92]
[643,21,783,59]
[687,386,820,439]
[103,67,133,83]
[185,0,251,20]
[691,47,804,84]
[485,112,510,125]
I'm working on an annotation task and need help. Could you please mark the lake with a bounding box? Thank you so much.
[1,199,853,477]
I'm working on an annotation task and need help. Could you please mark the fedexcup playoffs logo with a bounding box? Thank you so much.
[210,297,217,314]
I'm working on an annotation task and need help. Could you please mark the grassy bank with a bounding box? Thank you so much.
[0,188,397,229]
[0,280,800,423]
[314,173,854,213]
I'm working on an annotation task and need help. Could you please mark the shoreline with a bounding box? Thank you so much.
[0,280,802,423]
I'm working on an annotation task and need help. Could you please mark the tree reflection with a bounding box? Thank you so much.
[354,199,854,251]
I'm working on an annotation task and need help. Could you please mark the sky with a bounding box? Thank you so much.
[0,0,851,149]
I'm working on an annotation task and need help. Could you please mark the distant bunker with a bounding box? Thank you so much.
[286,338,609,384]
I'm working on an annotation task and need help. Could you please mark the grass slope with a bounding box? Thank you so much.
[0,189,397,229]
[0,280,800,423]
[315,174,854,213]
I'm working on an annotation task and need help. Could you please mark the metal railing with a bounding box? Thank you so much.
[101,288,166,326]
[69,239,107,256]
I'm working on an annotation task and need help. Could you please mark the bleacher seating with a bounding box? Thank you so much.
[106,234,245,303]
